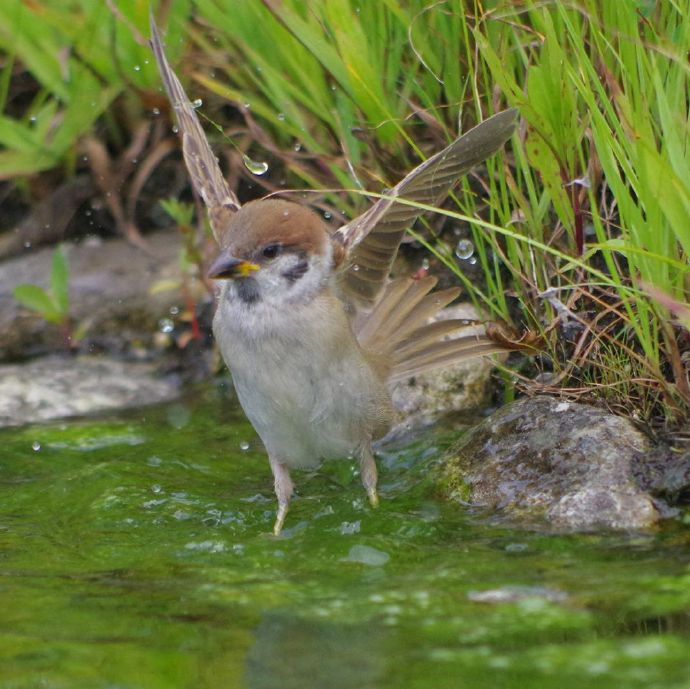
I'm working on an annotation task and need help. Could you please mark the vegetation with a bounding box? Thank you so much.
[2,0,689,435]
[12,244,86,347]
[13,244,69,325]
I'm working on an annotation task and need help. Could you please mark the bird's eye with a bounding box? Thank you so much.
[261,244,282,260]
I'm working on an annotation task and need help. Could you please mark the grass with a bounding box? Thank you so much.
[2,0,689,435]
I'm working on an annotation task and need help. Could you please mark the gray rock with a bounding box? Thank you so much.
[439,395,660,530]
[0,355,179,427]
[0,232,184,360]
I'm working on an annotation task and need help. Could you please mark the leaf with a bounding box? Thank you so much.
[51,245,70,315]
[160,198,194,226]
[13,284,62,323]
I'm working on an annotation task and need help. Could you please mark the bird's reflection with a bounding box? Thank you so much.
[245,612,387,689]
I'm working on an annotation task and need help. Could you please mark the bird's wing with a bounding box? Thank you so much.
[354,276,514,382]
[149,17,240,241]
[333,108,518,306]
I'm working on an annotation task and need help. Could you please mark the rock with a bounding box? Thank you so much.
[0,355,180,427]
[0,232,186,360]
[632,446,690,505]
[439,395,660,530]
[390,303,499,429]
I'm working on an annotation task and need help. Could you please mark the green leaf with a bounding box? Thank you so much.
[160,198,194,226]
[51,245,70,315]
[13,284,62,323]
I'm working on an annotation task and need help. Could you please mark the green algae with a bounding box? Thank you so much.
[1,383,689,689]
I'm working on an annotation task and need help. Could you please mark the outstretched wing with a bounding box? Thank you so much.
[333,108,518,306]
[149,16,240,241]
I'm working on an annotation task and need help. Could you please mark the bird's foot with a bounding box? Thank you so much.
[273,501,289,536]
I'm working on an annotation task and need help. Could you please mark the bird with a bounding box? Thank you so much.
[150,18,518,535]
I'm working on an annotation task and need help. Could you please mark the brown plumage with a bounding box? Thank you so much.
[150,17,519,534]
[219,200,331,258]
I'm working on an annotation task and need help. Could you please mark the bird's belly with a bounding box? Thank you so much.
[230,354,376,468]
[214,303,390,469]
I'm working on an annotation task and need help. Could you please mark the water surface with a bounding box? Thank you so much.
[2,383,689,688]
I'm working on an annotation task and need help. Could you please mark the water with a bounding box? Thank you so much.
[1,383,689,688]
[455,238,474,260]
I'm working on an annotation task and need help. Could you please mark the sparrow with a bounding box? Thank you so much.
[150,19,517,534]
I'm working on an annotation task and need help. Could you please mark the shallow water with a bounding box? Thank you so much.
[2,382,690,689]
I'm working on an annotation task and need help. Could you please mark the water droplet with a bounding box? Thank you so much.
[152,107,160,116]
[243,102,251,110]
[169,306,180,316]
[171,125,179,134]
[151,484,162,494]
[242,154,268,176]
[293,142,302,152]
[24,241,31,249]
[191,98,202,109]
[29,115,37,124]
[239,441,250,451]
[469,256,477,265]
[133,64,141,72]
[352,264,360,272]
[159,318,174,333]
[421,258,430,270]
[455,238,474,260]
[32,441,41,452]
[323,211,332,220]
[277,112,285,121]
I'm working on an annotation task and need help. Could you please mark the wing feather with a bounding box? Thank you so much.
[334,108,518,306]
[149,16,240,242]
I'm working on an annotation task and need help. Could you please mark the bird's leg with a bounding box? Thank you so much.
[358,444,379,508]
[269,456,294,536]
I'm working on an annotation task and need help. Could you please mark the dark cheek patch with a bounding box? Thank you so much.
[282,260,309,283]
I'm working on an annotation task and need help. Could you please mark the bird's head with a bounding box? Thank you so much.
[207,199,339,306]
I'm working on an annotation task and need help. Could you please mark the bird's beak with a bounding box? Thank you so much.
[207,254,259,280]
